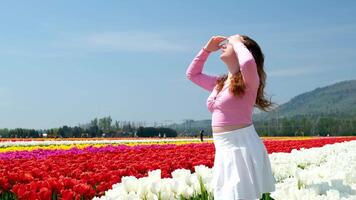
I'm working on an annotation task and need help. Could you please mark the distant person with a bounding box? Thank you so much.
[200,129,204,142]
[186,34,276,200]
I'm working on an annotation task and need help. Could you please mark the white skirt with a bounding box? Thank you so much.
[211,124,276,200]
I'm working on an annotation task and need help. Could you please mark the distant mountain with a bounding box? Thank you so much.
[254,79,356,121]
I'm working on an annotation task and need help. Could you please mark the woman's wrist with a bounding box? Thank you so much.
[202,47,212,53]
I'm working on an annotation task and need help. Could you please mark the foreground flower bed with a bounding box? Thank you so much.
[0,137,355,199]
[94,140,356,200]
[93,165,214,200]
[269,140,356,200]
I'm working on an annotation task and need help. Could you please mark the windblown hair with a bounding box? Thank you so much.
[215,35,277,112]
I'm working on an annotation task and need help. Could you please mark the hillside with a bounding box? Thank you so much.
[254,79,356,121]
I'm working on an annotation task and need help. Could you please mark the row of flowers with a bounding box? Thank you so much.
[0,138,210,148]
[0,140,207,154]
[0,137,355,199]
[0,137,197,142]
[1,137,355,154]
[0,136,319,142]
[93,140,356,200]
[0,136,325,148]
[1,136,338,146]
[1,137,355,160]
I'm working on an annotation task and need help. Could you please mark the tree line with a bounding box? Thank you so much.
[0,116,177,138]
[254,115,356,137]
[1,115,355,138]
[169,115,356,137]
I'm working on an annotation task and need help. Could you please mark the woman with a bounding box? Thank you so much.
[185,34,276,200]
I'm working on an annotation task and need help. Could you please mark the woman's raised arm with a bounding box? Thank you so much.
[232,41,260,89]
[185,48,219,92]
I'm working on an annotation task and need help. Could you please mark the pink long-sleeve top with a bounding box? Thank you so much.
[185,41,260,127]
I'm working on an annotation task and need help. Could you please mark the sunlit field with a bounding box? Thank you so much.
[0,136,355,200]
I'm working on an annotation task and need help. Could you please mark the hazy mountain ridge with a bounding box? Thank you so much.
[254,79,356,120]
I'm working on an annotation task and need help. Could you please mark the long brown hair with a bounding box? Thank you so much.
[215,35,277,112]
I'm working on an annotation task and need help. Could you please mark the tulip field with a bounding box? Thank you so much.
[0,136,356,200]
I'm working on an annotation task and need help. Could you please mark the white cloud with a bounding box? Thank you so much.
[0,47,69,59]
[88,32,187,52]
[55,31,192,53]
[0,30,195,58]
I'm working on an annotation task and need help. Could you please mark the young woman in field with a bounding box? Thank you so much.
[186,34,276,200]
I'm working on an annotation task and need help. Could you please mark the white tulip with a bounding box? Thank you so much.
[148,169,161,180]
[159,190,173,200]
[121,176,139,193]
[181,185,194,199]
[125,192,140,200]
[189,174,201,193]
[145,192,158,200]
[137,177,151,198]
[326,189,340,200]
[149,180,161,194]
[105,185,126,200]
[171,168,191,185]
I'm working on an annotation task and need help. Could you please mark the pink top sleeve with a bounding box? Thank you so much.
[232,42,260,89]
[185,48,219,92]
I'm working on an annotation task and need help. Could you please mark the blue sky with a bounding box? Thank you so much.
[0,1,355,129]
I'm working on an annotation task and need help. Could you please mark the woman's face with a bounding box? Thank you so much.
[219,38,238,64]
